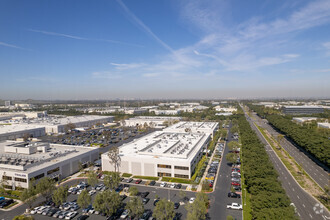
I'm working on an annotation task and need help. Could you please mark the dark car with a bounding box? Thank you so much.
[0,199,13,208]
[142,198,150,205]
[174,202,180,209]
[173,212,182,220]
[140,192,149,198]
[233,186,241,191]
[47,208,59,216]
[139,210,152,220]
[149,180,156,186]
[175,184,182,189]
[153,199,160,206]
[77,215,89,220]
[228,192,241,198]
[120,195,127,201]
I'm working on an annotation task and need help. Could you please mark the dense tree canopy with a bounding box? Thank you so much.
[235,113,297,219]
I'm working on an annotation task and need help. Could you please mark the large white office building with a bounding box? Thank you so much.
[0,141,99,189]
[102,121,218,179]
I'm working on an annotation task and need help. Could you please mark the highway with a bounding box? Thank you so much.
[242,105,330,220]
[250,111,329,190]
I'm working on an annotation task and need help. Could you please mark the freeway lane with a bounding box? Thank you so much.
[251,112,329,190]
[243,107,330,220]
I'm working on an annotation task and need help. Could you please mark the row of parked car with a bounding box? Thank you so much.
[125,178,183,189]
[30,205,79,219]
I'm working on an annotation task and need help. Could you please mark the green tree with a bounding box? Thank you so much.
[21,187,36,210]
[129,186,138,196]
[93,190,121,216]
[230,125,239,134]
[103,172,120,190]
[108,147,121,173]
[87,170,99,188]
[36,177,56,202]
[52,186,69,207]
[186,192,208,220]
[226,152,238,164]
[179,190,186,202]
[152,199,175,220]
[227,215,234,220]
[77,189,91,209]
[126,196,144,218]
[227,141,240,152]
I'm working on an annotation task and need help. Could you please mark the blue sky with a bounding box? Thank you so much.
[0,0,329,99]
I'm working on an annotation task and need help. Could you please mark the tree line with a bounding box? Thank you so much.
[236,114,297,219]
[248,104,330,167]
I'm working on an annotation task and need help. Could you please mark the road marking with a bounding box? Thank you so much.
[297,212,301,217]
[288,182,291,185]
[309,213,313,218]
[297,195,300,199]
[320,178,322,181]
[281,172,284,175]
[292,188,295,191]
[303,204,305,208]
[314,173,317,175]
[285,177,287,179]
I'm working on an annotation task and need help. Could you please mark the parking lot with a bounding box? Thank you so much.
[27,176,196,220]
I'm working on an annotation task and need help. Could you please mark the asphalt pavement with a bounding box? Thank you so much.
[251,112,329,190]
[209,124,243,220]
[243,106,330,220]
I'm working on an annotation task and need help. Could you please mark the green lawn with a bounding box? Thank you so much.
[132,175,159,181]
[122,173,132,178]
[161,177,192,184]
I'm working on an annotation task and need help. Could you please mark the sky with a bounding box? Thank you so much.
[0,0,330,100]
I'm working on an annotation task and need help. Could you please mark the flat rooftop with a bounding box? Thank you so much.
[11,115,114,126]
[0,141,98,173]
[284,106,323,109]
[164,121,218,134]
[127,116,182,121]
[116,131,209,160]
[0,124,44,134]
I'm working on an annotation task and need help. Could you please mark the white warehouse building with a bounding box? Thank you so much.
[102,121,218,179]
[124,116,182,128]
[0,125,46,142]
[163,121,219,137]
[0,141,99,189]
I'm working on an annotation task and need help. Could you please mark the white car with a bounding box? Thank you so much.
[88,208,95,214]
[89,189,96,195]
[227,203,243,210]
[65,211,77,219]
[37,206,48,214]
[160,182,167,187]
[30,207,41,214]
[170,183,176,188]
[120,209,129,219]
[76,189,83,195]
[189,197,195,203]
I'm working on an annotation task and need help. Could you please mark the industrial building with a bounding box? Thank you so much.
[163,121,219,137]
[124,116,182,128]
[102,121,218,179]
[0,125,46,142]
[317,122,330,129]
[0,141,99,189]
[283,106,324,114]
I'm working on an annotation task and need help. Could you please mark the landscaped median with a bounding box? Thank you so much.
[255,123,329,211]
[131,176,159,181]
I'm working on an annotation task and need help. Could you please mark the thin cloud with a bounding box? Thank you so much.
[0,41,25,50]
[27,28,142,47]
[116,0,174,53]
[27,29,88,40]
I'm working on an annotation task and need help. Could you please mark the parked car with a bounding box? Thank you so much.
[227,203,243,210]
[120,209,129,219]
[170,183,176,188]
[175,184,182,189]
[142,198,150,205]
[153,199,160,206]
[231,182,241,186]
[135,179,142,184]
[82,205,93,213]
[89,190,96,196]
[174,202,180,209]
[77,215,89,220]
[65,211,78,219]
[160,182,167,187]
[149,180,156,186]
[139,210,152,220]
[126,178,133,183]
[140,192,149,198]
[228,192,241,198]
[189,197,195,204]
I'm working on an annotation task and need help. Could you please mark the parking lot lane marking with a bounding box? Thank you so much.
[298,212,301,217]
[303,204,305,208]
[288,182,291,185]
[297,195,300,199]
[292,188,295,191]
[310,213,313,219]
